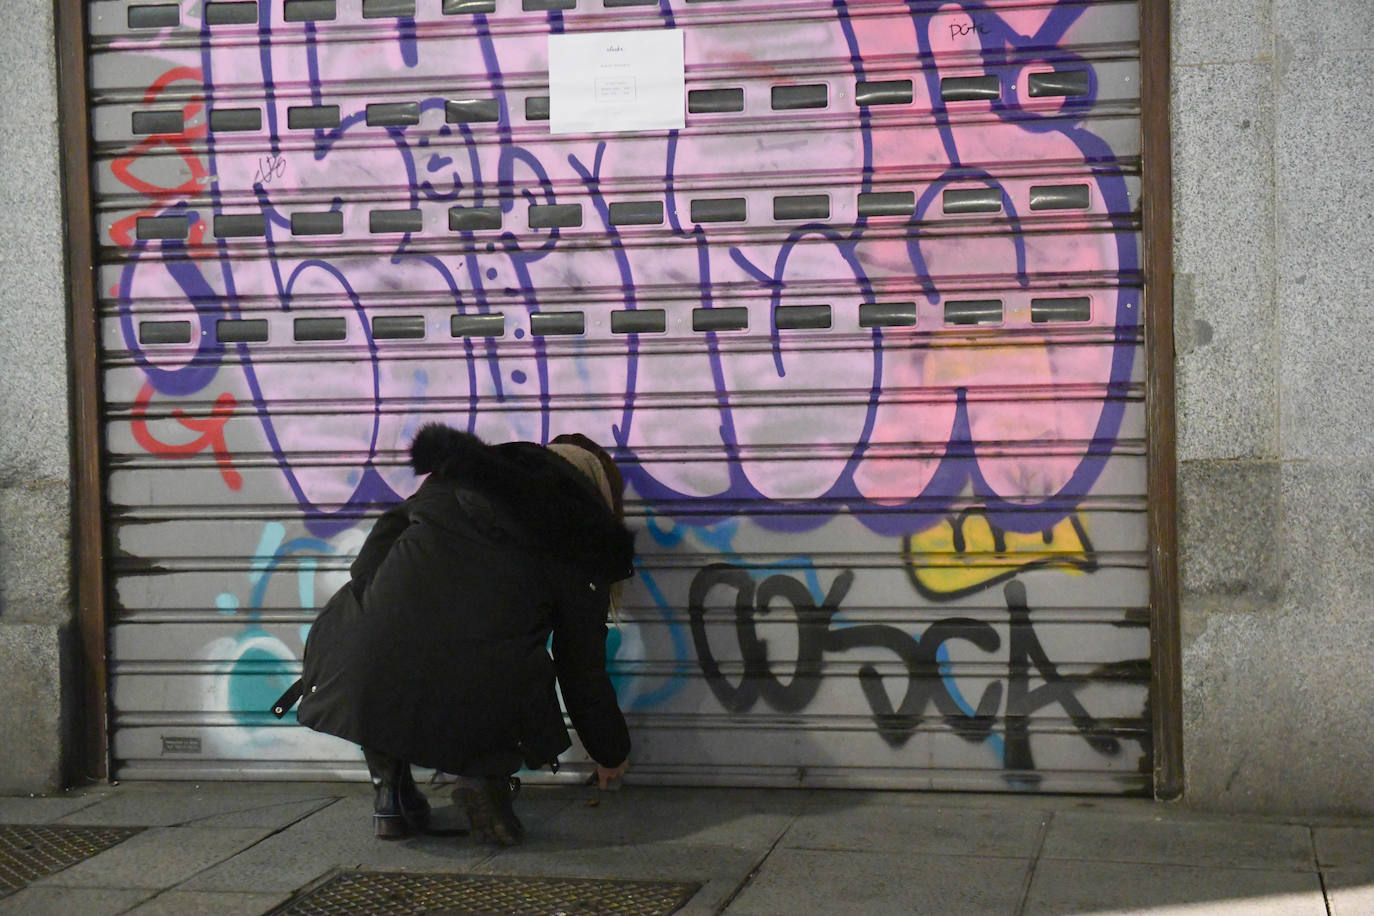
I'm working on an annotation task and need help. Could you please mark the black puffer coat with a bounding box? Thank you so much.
[296,425,634,775]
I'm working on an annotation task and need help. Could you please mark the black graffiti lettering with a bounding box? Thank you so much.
[691,565,1134,776]
[687,564,847,713]
[254,154,286,185]
[1001,579,1121,778]
[688,563,759,712]
[750,570,843,711]
[949,19,990,40]
[913,619,1003,742]
[688,563,1001,746]
[831,617,1002,747]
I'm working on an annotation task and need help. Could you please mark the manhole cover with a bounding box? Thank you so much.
[272,870,701,915]
[0,824,144,897]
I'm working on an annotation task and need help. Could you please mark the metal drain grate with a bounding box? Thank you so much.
[272,870,701,915]
[0,824,144,897]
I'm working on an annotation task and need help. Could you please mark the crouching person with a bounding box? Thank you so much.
[280,424,633,845]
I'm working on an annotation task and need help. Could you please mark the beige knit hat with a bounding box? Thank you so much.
[545,441,626,622]
[545,442,615,512]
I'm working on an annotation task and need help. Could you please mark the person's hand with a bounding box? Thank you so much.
[596,760,628,790]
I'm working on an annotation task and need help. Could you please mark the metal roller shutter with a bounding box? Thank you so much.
[90,0,1153,792]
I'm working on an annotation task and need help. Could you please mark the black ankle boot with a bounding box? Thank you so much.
[452,776,523,846]
[397,765,431,828]
[363,748,430,839]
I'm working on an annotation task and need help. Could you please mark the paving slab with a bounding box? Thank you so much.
[1042,809,1316,871]
[30,826,272,890]
[781,793,1047,858]
[122,890,292,915]
[724,847,1028,915]
[475,785,798,915]
[57,783,345,829]
[1024,859,1327,915]
[536,785,805,850]
[180,797,338,831]
[0,790,111,825]
[0,886,153,916]
[2,782,1369,916]
[476,839,768,916]
[1314,826,1374,867]
[178,794,495,893]
[1325,867,1374,916]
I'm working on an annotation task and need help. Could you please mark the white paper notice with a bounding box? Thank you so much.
[548,30,685,135]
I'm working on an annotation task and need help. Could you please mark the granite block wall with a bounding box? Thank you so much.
[1174,0,1374,814]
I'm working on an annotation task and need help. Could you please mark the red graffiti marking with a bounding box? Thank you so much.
[132,382,243,490]
[110,66,211,253]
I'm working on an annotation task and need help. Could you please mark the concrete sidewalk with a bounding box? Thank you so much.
[1,780,1371,915]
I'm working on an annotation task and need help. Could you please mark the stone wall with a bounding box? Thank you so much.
[1174,0,1374,814]
[0,0,76,793]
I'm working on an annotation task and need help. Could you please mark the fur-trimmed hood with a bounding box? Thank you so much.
[409,424,635,586]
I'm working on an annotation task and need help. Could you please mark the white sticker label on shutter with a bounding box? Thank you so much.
[548,29,685,135]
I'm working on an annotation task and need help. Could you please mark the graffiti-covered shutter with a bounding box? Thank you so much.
[91,0,1152,792]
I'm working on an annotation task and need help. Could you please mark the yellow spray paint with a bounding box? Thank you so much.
[903,511,1097,600]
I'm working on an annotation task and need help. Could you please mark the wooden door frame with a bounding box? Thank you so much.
[55,0,108,782]
[1141,0,1182,799]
